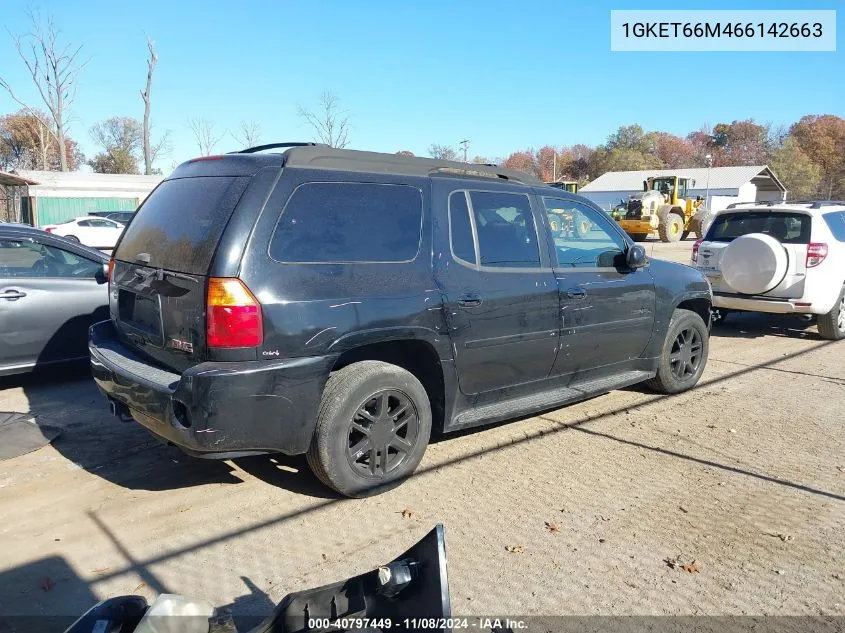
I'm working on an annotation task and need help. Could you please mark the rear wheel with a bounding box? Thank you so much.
[817,287,845,341]
[575,218,591,238]
[645,309,709,394]
[307,360,432,497]
[658,213,684,243]
[64,235,80,242]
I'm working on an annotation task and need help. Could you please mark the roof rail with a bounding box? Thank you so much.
[230,142,328,154]
[427,165,527,183]
[725,201,776,209]
[786,200,845,209]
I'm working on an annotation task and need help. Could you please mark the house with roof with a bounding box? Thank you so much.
[579,165,786,213]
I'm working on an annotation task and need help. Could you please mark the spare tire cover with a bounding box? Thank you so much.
[721,233,788,295]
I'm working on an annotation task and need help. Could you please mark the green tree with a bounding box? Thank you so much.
[88,116,142,174]
[770,138,822,200]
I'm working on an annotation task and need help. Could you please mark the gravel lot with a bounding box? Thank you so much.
[1,238,843,628]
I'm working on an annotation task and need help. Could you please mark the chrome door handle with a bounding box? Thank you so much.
[0,290,27,300]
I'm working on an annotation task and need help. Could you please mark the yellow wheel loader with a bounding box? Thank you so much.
[616,176,710,243]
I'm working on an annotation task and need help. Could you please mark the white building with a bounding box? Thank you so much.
[9,170,164,227]
[579,165,786,213]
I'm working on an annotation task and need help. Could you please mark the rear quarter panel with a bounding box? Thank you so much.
[236,168,452,362]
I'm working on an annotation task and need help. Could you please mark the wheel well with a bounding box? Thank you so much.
[671,208,685,218]
[677,298,711,324]
[332,341,446,431]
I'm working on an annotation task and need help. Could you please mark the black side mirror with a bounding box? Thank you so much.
[626,244,648,270]
[95,262,109,284]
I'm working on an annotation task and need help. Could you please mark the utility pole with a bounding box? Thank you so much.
[705,154,713,211]
[459,139,469,163]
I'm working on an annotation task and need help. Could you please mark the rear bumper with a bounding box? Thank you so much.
[713,293,818,314]
[89,320,333,457]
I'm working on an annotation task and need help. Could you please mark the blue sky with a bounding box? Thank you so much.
[1,0,842,170]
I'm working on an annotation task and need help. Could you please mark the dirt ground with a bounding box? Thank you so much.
[1,238,843,628]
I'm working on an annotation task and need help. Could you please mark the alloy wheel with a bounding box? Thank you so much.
[838,296,845,332]
[346,390,420,478]
[669,327,703,380]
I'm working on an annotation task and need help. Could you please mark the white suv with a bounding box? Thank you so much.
[690,201,845,340]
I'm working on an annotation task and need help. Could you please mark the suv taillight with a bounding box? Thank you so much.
[207,278,263,348]
[806,243,828,268]
[45,227,54,233]
[691,239,703,263]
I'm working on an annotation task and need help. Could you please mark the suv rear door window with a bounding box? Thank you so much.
[707,211,812,244]
[449,191,476,264]
[116,176,249,274]
[269,182,423,263]
[467,191,540,268]
[823,211,845,242]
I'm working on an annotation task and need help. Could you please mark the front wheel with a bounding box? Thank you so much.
[817,287,845,341]
[307,360,432,497]
[658,214,684,243]
[64,235,80,243]
[645,309,709,394]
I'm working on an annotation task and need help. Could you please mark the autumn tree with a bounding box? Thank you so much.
[297,92,350,148]
[0,12,88,171]
[769,138,822,200]
[0,109,82,171]
[88,116,143,174]
[429,144,457,161]
[789,115,845,198]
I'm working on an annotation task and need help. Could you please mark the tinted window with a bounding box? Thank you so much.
[449,191,476,264]
[270,182,422,263]
[823,211,845,242]
[0,239,101,278]
[468,191,539,268]
[706,211,811,244]
[116,176,248,274]
[543,198,625,268]
[77,220,92,227]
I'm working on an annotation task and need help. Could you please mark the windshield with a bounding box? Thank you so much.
[706,211,812,244]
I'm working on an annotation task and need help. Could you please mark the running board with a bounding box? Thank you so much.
[452,370,654,430]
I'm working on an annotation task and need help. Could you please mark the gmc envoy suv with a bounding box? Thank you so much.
[89,144,712,496]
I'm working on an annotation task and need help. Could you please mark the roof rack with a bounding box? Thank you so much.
[725,201,777,209]
[230,142,328,154]
[427,165,529,183]
[786,200,845,209]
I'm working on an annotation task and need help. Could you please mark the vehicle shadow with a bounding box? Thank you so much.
[710,311,821,340]
[3,364,242,491]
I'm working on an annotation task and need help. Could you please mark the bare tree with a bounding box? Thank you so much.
[187,118,225,156]
[0,12,88,171]
[231,120,262,148]
[140,37,158,175]
[428,144,457,161]
[297,92,350,148]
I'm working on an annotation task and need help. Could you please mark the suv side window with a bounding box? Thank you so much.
[0,239,101,278]
[467,191,540,268]
[270,182,423,263]
[824,211,845,242]
[543,197,626,268]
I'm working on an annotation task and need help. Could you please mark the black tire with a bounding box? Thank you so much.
[630,233,649,242]
[645,309,709,394]
[681,230,691,241]
[575,218,591,238]
[658,213,684,243]
[693,209,712,239]
[817,286,845,341]
[64,235,80,243]
[306,360,432,497]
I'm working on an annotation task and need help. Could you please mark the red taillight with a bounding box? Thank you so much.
[206,278,263,348]
[806,242,828,268]
[691,239,703,263]
[45,227,54,233]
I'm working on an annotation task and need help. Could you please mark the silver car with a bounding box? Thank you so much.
[0,223,109,376]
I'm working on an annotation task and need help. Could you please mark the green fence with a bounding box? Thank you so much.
[35,197,138,226]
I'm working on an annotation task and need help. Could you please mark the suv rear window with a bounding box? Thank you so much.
[269,182,423,263]
[116,176,248,274]
[823,211,845,242]
[706,211,812,244]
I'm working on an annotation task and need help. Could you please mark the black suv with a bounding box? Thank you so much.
[89,144,712,497]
